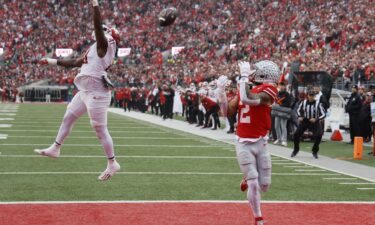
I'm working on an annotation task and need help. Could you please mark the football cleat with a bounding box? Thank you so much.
[240,178,248,192]
[98,161,121,181]
[255,217,264,225]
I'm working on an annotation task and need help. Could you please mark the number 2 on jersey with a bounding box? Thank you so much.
[240,105,251,123]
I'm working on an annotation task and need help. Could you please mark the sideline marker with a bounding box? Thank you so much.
[353,137,363,160]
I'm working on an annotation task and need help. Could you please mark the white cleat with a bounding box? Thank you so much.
[98,161,121,181]
[281,141,288,147]
[34,145,60,158]
[273,140,280,145]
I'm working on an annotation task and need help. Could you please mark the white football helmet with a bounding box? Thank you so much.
[251,60,280,84]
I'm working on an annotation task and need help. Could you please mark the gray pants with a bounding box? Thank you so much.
[275,116,288,142]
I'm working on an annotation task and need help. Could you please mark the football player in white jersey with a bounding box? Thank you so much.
[34,0,121,181]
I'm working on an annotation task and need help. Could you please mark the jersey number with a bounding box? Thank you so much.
[240,105,251,124]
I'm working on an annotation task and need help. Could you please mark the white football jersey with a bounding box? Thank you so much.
[78,34,116,79]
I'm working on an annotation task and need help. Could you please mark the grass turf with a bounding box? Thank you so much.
[0,103,374,202]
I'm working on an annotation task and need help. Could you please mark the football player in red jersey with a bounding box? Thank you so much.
[34,0,121,181]
[224,60,280,225]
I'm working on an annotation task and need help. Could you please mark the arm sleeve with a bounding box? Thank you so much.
[239,82,261,106]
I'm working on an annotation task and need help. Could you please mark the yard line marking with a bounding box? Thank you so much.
[0,124,12,128]
[357,188,375,190]
[4,121,137,124]
[272,173,339,176]
[0,172,340,176]
[0,155,237,159]
[0,110,18,112]
[264,153,375,183]
[0,143,227,148]
[295,169,326,172]
[0,171,242,175]
[0,130,168,133]
[0,134,8,140]
[0,200,374,204]
[270,159,290,162]
[6,136,191,140]
[0,113,16,116]
[273,162,302,165]
[0,118,14,121]
[339,183,375,185]
[323,177,358,180]
[284,165,314,168]
[6,125,158,129]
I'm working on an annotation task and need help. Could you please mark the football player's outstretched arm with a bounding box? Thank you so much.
[39,56,84,68]
[92,0,108,58]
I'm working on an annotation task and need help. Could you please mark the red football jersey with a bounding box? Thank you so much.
[237,84,278,139]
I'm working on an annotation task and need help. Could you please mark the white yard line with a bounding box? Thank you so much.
[269,159,289,162]
[0,200,374,204]
[356,188,375,190]
[0,171,340,176]
[0,130,167,133]
[0,171,241,175]
[0,113,16,116]
[0,118,14,121]
[323,177,358,180]
[295,169,326,172]
[0,124,13,128]
[6,136,191,140]
[0,155,236,159]
[0,143,227,148]
[284,165,313,168]
[6,125,152,129]
[0,134,8,140]
[272,162,302,165]
[339,182,375,185]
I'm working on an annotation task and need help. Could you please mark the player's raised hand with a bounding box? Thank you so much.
[39,58,57,66]
[238,61,252,78]
[217,75,228,90]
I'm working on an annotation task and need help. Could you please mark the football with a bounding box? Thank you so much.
[158,7,178,27]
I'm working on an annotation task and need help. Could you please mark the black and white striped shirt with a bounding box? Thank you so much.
[297,99,326,120]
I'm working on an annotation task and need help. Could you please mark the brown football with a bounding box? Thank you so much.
[158,7,178,27]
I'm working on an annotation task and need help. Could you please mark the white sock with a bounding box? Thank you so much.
[94,125,115,159]
[55,111,79,145]
[247,179,262,218]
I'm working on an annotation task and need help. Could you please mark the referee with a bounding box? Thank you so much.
[291,90,326,159]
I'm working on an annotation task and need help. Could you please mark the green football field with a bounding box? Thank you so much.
[0,103,374,202]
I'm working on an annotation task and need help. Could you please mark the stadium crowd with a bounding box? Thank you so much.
[1,0,374,95]
[0,0,374,150]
